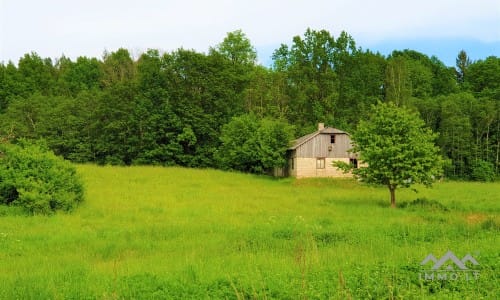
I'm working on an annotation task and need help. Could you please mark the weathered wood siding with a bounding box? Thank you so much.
[294,133,353,158]
[293,158,352,178]
[287,129,359,178]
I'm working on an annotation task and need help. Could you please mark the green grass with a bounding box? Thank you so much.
[0,165,498,299]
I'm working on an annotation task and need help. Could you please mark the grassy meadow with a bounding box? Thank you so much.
[0,165,498,299]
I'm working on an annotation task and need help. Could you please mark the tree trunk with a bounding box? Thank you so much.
[389,185,396,208]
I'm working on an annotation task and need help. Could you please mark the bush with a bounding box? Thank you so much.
[217,114,294,174]
[471,160,496,182]
[0,140,84,214]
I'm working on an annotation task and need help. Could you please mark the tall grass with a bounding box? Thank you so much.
[0,165,498,299]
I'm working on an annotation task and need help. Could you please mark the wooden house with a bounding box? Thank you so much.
[287,123,358,178]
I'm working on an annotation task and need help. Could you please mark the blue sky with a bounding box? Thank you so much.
[1,0,499,67]
[365,39,500,67]
[257,38,500,68]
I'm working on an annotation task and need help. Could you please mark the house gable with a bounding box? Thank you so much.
[289,126,353,159]
[287,124,358,178]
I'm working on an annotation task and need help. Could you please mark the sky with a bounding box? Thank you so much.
[1,0,499,67]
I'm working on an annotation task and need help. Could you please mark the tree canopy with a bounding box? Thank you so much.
[342,102,445,207]
[0,29,498,179]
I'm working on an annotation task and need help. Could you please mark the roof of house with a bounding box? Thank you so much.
[289,127,349,150]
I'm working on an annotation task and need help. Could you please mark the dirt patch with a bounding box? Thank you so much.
[466,213,488,224]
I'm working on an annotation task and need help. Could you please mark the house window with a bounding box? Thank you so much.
[291,158,294,170]
[316,158,325,169]
[350,158,358,168]
[330,135,335,144]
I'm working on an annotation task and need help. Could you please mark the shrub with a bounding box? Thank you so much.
[0,140,84,214]
[471,160,496,182]
[217,114,294,174]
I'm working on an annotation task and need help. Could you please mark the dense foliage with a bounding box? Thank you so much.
[0,140,84,214]
[217,114,294,173]
[0,29,498,178]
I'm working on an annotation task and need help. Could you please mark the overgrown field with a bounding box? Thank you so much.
[0,165,498,299]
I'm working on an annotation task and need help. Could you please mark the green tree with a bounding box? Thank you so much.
[429,56,457,96]
[217,114,261,172]
[456,50,471,87]
[55,56,103,96]
[384,55,411,106]
[0,63,6,112]
[336,50,386,130]
[164,49,236,167]
[0,94,44,139]
[211,29,257,66]
[243,66,290,119]
[0,62,26,111]
[17,52,55,96]
[387,50,456,102]
[95,48,138,164]
[337,102,445,208]
[437,93,475,178]
[271,28,339,132]
[467,56,500,99]
[217,114,294,174]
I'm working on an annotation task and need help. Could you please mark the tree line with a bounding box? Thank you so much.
[0,29,499,179]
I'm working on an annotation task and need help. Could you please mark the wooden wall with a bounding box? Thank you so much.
[294,133,354,158]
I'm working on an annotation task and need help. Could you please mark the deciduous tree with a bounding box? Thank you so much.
[336,102,445,207]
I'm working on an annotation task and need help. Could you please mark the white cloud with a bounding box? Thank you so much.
[1,0,499,62]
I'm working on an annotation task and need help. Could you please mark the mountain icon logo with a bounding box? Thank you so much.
[421,250,479,270]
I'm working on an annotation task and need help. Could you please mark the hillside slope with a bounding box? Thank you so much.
[0,165,498,299]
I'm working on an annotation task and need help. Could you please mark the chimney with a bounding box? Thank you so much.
[318,123,325,131]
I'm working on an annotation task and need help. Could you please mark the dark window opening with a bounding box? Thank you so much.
[291,158,294,170]
[350,158,358,168]
[330,135,335,144]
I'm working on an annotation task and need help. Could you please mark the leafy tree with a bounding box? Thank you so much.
[0,62,25,111]
[17,52,56,96]
[217,114,261,172]
[471,160,496,182]
[95,48,138,164]
[409,97,441,132]
[0,64,6,112]
[211,29,257,66]
[243,66,290,119]
[437,93,474,178]
[256,118,295,170]
[217,114,294,174]
[384,55,411,106]
[336,102,445,208]
[55,56,103,96]
[387,50,456,101]
[466,56,500,99]
[130,49,180,165]
[0,94,45,139]
[163,49,233,167]
[271,28,339,132]
[456,50,471,86]
[336,50,386,130]
[429,56,457,96]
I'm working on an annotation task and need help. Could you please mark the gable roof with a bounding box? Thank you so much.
[289,127,349,150]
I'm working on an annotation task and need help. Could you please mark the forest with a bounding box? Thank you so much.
[0,29,499,179]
